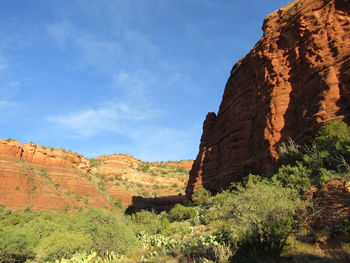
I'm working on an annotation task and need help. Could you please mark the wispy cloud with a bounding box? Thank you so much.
[46,18,163,136]
[44,7,200,161]
[47,100,160,137]
[113,70,157,102]
[46,20,159,76]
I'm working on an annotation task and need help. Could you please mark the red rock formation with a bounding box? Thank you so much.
[150,160,194,171]
[307,178,350,229]
[0,139,191,211]
[187,0,350,196]
[0,139,108,211]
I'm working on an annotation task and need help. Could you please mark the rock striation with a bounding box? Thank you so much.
[0,139,191,211]
[187,0,350,196]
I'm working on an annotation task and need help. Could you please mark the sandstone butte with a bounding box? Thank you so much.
[186,0,350,197]
[0,138,192,211]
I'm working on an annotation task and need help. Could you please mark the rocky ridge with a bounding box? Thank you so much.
[0,139,191,211]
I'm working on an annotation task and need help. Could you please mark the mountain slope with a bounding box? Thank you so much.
[0,139,191,211]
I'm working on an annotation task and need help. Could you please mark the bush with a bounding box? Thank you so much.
[34,231,92,261]
[273,121,350,191]
[272,162,312,192]
[88,158,104,167]
[168,204,196,222]
[161,221,193,237]
[67,208,138,254]
[0,208,138,262]
[0,227,34,263]
[19,216,63,252]
[131,210,164,234]
[278,138,303,166]
[314,120,350,171]
[192,188,212,205]
[205,180,306,262]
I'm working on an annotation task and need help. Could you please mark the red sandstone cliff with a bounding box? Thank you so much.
[186,0,350,196]
[0,139,191,211]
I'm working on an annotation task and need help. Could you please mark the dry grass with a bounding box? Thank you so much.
[281,236,350,263]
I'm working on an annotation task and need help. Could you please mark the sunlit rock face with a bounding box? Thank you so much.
[187,0,350,196]
[0,139,192,211]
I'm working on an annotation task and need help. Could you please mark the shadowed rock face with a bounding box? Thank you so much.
[186,0,350,196]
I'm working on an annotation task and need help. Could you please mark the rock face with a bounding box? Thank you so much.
[0,139,192,211]
[307,178,350,229]
[187,0,350,196]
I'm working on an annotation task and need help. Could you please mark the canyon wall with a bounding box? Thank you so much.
[187,0,350,196]
[0,139,191,211]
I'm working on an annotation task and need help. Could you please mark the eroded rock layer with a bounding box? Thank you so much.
[0,139,191,211]
[187,0,350,196]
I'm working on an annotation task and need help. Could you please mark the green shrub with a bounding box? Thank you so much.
[0,209,138,262]
[274,121,350,191]
[97,179,105,192]
[88,158,104,167]
[38,168,49,180]
[34,231,92,261]
[0,227,34,263]
[110,197,123,210]
[272,162,312,192]
[137,163,150,173]
[278,138,303,166]
[20,215,63,248]
[53,251,123,263]
[67,208,137,254]
[131,210,163,234]
[161,221,192,237]
[205,180,306,262]
[192,188,212,205]
[314,120,350,171]
[168,204,196,222]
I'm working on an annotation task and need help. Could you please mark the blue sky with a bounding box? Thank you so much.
[0,0,291,161]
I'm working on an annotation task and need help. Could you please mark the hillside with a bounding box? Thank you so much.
[0,138,192,211]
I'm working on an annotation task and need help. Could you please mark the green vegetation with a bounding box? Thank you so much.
[137,163,151,173]
[0,208,137,263]
[192,188,212,205]
[64,190,73,196]
[168,204,196,222]
[273,120,350,191]
[1,121,350,262]
[108,161,191,197]
[204,178,306,262]
[88,158,105,167]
